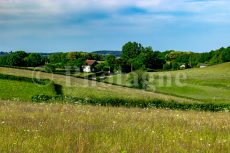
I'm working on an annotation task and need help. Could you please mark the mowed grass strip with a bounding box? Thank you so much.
[0,100,229,153]
[0,79,56,101]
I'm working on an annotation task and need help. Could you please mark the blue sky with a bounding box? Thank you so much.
[0,0,230,52]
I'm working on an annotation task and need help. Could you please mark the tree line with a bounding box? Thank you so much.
[0,42,230,72]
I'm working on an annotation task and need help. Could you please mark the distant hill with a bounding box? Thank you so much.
[92,50,121,57]
[0,52,8,56]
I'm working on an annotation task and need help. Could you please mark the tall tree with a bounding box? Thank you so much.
[106,54,116,72]
[121,42,143,60]
[121,42,144,71]
[24,53,44,67]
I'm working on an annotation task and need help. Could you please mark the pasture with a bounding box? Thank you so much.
[105,62,230,104]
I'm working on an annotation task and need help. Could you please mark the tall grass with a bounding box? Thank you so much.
[0,100,229,152]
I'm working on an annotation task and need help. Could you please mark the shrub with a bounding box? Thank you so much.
[44,64,56,73]
[32,95,51,102]
[128,70,149,90]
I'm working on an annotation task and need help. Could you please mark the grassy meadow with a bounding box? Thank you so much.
[0,100,229,153]
[105,62,230,104]
[0,65,229,152]
[0,67,198,103]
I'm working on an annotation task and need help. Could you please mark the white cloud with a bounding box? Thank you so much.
[0,0,230,26]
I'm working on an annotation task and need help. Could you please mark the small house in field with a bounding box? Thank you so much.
[180,64,186,70]
[82,60,98,72]
[200,64,207,68]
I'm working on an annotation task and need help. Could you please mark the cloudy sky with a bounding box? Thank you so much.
[0,0,230,52]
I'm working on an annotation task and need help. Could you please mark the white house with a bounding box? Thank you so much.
[82,60,98,73]
[180,64,186,69]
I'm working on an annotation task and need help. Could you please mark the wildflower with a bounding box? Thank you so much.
[113,121,117,124]
[1,121,5,124]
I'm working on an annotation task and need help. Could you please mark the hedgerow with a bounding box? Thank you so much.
[0,73,51,85]
[31,95,230,112]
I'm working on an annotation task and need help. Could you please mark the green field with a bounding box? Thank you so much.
[105,62,230,104]
[0,78,56,101]
[0,65,229,152]
[0,67,198,103]
[0,100,229,153]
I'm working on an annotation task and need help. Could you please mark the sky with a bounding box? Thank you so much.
[0,0,230,52]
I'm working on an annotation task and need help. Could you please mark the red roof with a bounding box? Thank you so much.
[86,60,97,66]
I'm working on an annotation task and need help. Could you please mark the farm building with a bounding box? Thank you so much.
[82,60,98,72]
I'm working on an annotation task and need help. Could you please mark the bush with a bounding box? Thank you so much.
[129,70,149,90]
[163,63,171,70]
[32,95,51,102]
[44,64,56,73]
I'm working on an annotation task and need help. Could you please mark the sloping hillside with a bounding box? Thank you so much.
[0,67,198,103]
[105,62,230,103]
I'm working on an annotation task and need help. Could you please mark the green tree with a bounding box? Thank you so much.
[106,55,116,73]
[172,62,180,70]
[44,64,56,73]
[221,47,230,62]
[67,52,77,60]
[67,58,85,72]
[48,53,67,64]
[122,42,143,60]
[8,51,27,66]
[24,53,44,67]
[95,62,110,72]
[121,42,144,71]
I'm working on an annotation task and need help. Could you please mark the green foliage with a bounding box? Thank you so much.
[48,53,67,64]
[121,43,165,72]
[95,62,109,72]
[172,62,180,70]
[163,63,171,70]
[106,54,116,72]
[31,95,230,112]
[32,95,51,102]
[121,42,144,60]
[66,58,85,72]
[221,47,230,62]
[44,64,56,73]
[162,47,230,69]
[24,53,44,67]
[129,70,149,89]
[8,51,28,66]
